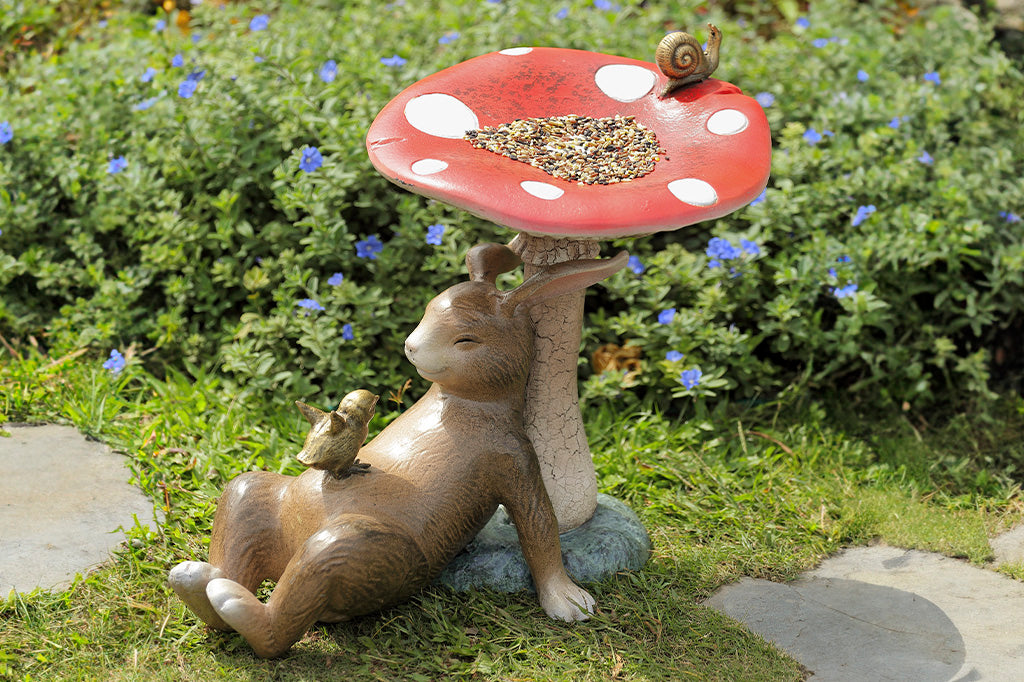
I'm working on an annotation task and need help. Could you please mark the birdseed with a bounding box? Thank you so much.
[464,114,666,185]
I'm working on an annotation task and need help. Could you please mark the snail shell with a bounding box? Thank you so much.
[656,23,721,98]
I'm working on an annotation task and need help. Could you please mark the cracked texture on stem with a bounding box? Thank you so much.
[510,233,600,531]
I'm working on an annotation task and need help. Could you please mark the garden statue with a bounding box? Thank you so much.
[169,28,770,657]
[169,244,627,658]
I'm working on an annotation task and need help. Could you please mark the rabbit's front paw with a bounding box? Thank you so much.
[540,579,595,622]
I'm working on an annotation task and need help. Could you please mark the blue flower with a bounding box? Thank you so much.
[0,121,12,145]
[750,189,767,206]
[380,55,407,67]
[665,350,683,362]
[627,255,645,274]
[342,323,355,341]
[319,59,337,83]
[837,255,852,263]
[178,79,198,98]
[192,33,202,44]
[812,38,829,48]
[917,150,934,165]
[254,55,265,63]
[356,235,384,259]
[249,14,269,31]
[679,368,702,389]
[297,298,324,312]
[593,0,618,10]
[555,7,569,19]
[857,69,869,82]
[171,53,184,68]
[438,31,460,45]
[186,69,205,82]
[708,259,721,269]
[658,308,676,325]
[888,117,901,129]
[327,272,344,286]
[851,204,876,227]
[795,17,810,28]
[107,156,128,174]
[154,19,167,31]
[299,146,323,173]
[706,237,740,260]
[833,283,858,299]
[828,267,838,278]
[754,91,775,108]
[999,211,1021,223]
[740,239,761,256]
[923,71,941,84]
[103,349,126,374]
[133,96,159,111]
[803,127,823,145]
[426,223,446,245]
[140,67,157,82]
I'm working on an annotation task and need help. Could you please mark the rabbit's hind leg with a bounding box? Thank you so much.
[208,470,292,591]
[208,515,429,658]
[168,561,231,630]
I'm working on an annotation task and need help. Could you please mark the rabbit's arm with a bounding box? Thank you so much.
[501,448,595,621]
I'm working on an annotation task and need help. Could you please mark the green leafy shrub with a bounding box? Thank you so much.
[1,0,1022,413]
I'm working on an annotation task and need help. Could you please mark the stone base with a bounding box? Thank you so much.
[436,494,650,592]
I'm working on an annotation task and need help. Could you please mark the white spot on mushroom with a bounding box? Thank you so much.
[520,181,564,200]
[707,109,749,136]
[404,93,479,139]
[594,64,657,102]
[499,47,533,56]
[411,158,448,175]
[668,178,718,207]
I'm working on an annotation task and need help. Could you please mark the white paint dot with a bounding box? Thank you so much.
[594,64,657,102]
[707,109,749,136]
[499,47,533,56]
[404,93,479,139]
[520,181,564,200]
[668,178,718,207]
[411,158,448,175]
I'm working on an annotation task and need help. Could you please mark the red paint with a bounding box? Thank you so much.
[366,47,771,238]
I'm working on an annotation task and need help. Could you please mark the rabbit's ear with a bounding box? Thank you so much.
[503,251,629,311]
[295,401,327,426]
[466,243,522,285]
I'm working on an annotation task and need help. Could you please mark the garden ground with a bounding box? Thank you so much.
[2,418,1023,679]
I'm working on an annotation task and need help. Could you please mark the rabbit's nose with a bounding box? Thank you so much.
[404,340,418,364]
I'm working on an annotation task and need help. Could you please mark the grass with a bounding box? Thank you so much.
[2,340,1022,680]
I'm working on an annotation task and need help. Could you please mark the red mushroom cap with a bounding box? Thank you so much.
[366,47,771,239]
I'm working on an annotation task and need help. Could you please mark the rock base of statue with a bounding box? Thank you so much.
[436,494,650,592]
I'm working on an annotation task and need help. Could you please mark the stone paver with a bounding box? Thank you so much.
[705,543,1024,681]
[0,424,160,597]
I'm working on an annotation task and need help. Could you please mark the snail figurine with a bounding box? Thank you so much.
[295,390,378,479]
[656,23,721,98]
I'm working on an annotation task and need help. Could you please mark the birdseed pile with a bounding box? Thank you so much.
[464,114,666,185]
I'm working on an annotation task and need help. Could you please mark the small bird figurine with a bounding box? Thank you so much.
[295,390,378,479]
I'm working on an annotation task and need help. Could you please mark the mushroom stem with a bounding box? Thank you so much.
[509,233,600,532]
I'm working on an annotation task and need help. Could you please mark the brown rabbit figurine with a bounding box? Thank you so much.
[168,243,628,658]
